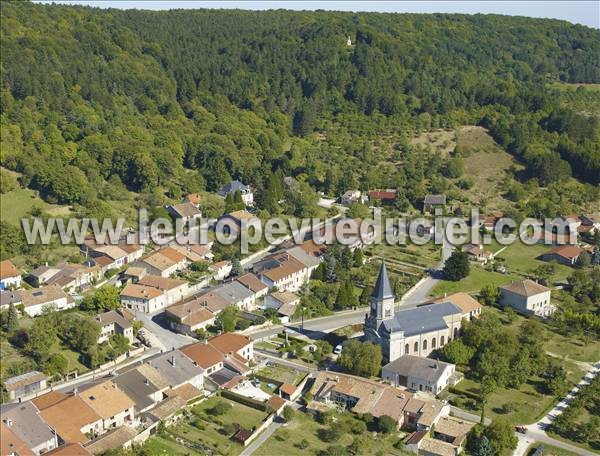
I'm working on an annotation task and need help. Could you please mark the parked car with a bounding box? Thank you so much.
[334,344,343,355]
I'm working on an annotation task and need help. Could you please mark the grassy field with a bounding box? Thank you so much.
[254,409,410,456]
[444,307,591,426]
[256,364,306,386]
[495,241,574,282]
[526,443,579,456]
[0,186,71,225]
[432,266,519,295]
[142,396,270,456]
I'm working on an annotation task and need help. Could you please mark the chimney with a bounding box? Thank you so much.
[170,355,176,367]
[4,418,13,427]
[444,293,447,298]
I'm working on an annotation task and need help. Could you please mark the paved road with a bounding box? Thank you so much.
[54,346,161,394]
[248,308,368,340]
[239,417,284,456]
[134,311,192,350]
[513,361,599,456]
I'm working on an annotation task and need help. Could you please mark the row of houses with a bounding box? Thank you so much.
[0,333,254,456]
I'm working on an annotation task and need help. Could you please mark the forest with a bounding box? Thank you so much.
[1,2,599,219]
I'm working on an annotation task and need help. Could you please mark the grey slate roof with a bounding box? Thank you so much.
[286,246,321,269]
[382,303,462,337]
[0,402,56,450]
[112,369,162,412]
[424,194,446,205]
[0,290,22,308]
[146,350,204,388]
[218,180,250,196]
[371,261,394,300]
[383,355,452,383]
[215,281,254,305]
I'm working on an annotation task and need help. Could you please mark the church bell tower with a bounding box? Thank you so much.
[369,261,395,326]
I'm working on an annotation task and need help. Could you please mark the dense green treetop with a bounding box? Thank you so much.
[1,2,599,210]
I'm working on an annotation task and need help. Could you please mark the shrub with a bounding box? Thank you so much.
[207,401,232,416]
[377,415,397,434]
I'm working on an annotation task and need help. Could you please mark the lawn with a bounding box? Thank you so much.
[526,443,579,456]
[254,409,409,456]
[450,365,584,427]
[495,241,574,282]
[432,266,519,295]
[167,396,270,455]
[0,186,71,225]
[142,396,271,456]
[256,364,306,386]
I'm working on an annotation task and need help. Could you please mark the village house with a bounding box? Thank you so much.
[317,218,376,251]
[540,245,585,266]
[423,194,446,214]
[309,371,448,431]
[46,442,92,456]
[165,299,217,335]
[1,420,36,456]
[461,243,493,264]
[79,381,135,430]
[95,309,135,344]
[121,266,147,284]
[139,246,190,277]
[406,416,475,456]
[120,275,189,313]
[180,341,225,376]
[236,273,269,299]
[0,259,21,290]
[180,333,254,384]
[298,238,327,259]
[81,238,144,272]
[255,251,310,292]
[2,371,48,402]
[209,260,232,280]
[0,289,22,311]
[215,281,256,311]
[167,202,202,224]
[253,246,320,292]
[182,193,201,207]
[32,392,103,444]
[28,263,101,292]
[538,230,577,245]
[218,180,254,206]
[264,291,300,323]
[365,263,467,363]
[0,402,59,455]
[340,189,362,205]
[480,211,504,232]
[382,356,459,395]
[499,279,554,317]
[20,285,73,317]
[146,350,204,390]
[368,190,397,204]
[112,365,169,414]
[215,210,256,235]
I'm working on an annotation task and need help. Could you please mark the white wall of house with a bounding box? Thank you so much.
[386,324,461,363]
[1,275,21,290]
[500,289,553,317]
[102,407,134,430]
[382,365,455,394]
[24,297,73,317]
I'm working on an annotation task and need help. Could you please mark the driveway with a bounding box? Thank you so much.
[134,310,192,350]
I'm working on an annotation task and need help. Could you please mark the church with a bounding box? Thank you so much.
[364,262,480,363]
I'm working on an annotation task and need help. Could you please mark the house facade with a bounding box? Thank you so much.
[499,280,554,317]
[95,310,134,344]
[382,356,457,395]
[3,371,48,402]
[0,260,21,290]
[218,180,254,206]
[20,286,72,317]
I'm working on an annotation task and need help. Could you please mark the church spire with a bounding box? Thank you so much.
[371,261,393,300]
